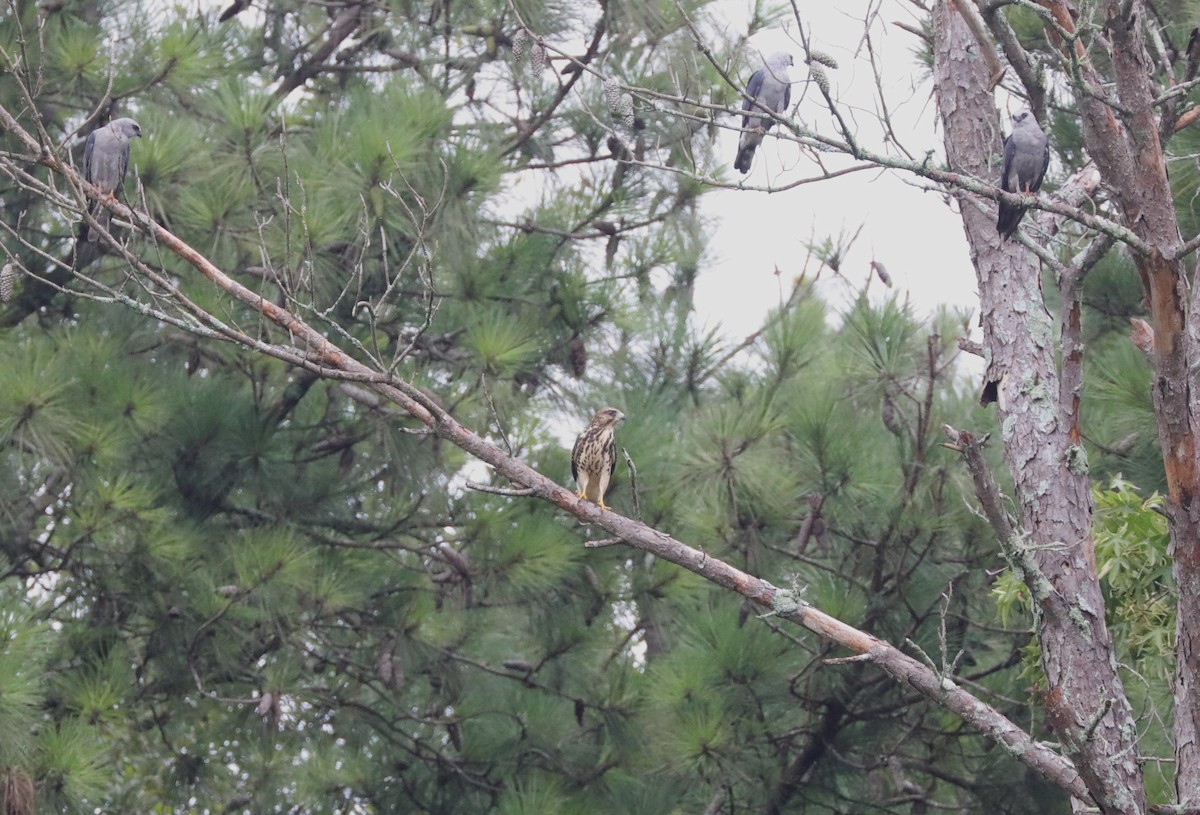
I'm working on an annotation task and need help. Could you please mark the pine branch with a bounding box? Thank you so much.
[0,80,1095,812]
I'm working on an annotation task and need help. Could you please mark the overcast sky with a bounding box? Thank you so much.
[696,2,980,340]
[192,0,980,345]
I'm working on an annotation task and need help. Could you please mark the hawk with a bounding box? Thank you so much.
[571,407,625,510]
[83,117,142,242]
[734,51,793,175]
[996,110,1049,241]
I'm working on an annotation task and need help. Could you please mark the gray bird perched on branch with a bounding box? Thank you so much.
[83,117,141,243]
[734,52,793,175]
[996,111,1048,241]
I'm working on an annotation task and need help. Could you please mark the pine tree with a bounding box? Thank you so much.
[0,0,739,809]
[9,0,1191,812]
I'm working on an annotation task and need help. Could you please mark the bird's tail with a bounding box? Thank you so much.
[996,203,1024,241]
[734,132,761,174]
[86,203,109,243]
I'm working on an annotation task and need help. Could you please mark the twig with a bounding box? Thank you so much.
[941,425,1015,543]
[825,653,874,665]
[464,481,534,497]
[621,447,641,521]
[583,537,625,548]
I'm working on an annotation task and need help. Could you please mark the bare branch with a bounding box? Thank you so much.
[0,98,1096,806]
[464,481,535,497]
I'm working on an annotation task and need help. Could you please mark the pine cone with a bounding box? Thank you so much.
[512,28,529,60]
[530,42,546,75]
[377,640,406,691]
[870,260,892,287]
[811,65,830,96]
[568,334,587,378]
[604,234,620,270]
[808,50,839,69]
[603,77,621,112]
[1,767,35,815]
[618,93,634,128]
[882,393,901,436]
[0,263,13,303]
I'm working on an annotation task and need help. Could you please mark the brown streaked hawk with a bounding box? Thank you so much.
[571,407,625,510]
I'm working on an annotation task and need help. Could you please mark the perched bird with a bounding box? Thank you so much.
[83,117,142,242]
[571,407,625,510]
[734,52,794,175]
[996,110,1049,241]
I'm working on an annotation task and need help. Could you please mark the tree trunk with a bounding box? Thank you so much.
[933,2,1145,812]
[1035,0,1200,804]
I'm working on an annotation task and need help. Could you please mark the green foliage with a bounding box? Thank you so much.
[0,589,54,768]
[1093,478,1176,802]
[497,778,583,815]
[1094,478,1174,680]
[1170,124,1200,238]
[585,290,1046,812]
[36,718,110,811]
[991,565,1031,630]
[0,1,1064,813]
[993,476,1176,796]
[462,308,545,377]
[0,341,79,466]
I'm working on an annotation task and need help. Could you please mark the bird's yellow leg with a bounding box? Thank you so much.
[595,471,612,511]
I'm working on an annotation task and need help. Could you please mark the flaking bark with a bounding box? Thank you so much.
[1027,0,1200,804]
[933,2,1146,812]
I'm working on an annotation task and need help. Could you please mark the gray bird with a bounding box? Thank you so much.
[734,52,793,175]
[83,117,141,242]
[996,110,1049,241]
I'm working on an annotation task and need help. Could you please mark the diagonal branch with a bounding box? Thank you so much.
[0,98,1095,807]
[934,2,1146,810]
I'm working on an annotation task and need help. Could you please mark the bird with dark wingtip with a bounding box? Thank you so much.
[734,52,793,175]
[571,407,625,511]
[996,111,1049,241]
[83,117,142,243]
